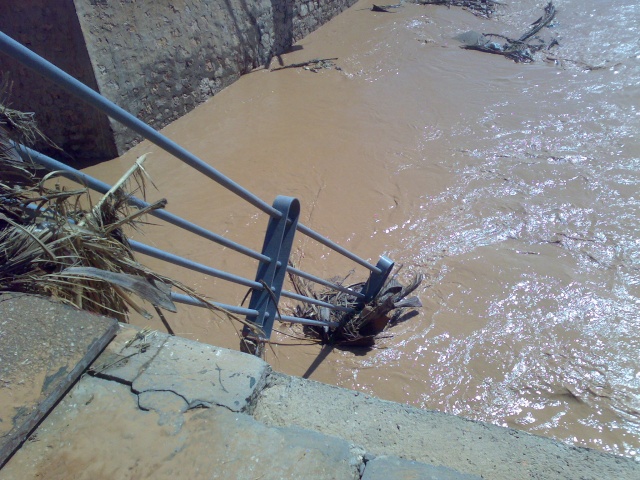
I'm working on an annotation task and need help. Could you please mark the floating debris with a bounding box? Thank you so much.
[270,58,341,73]
[288,266,423,347]
[415,0,503,19]
[456,1,558,62]
[371,3,403,13]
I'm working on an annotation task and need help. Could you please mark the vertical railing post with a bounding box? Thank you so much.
[243,196,300,340]
[360,256,395,304]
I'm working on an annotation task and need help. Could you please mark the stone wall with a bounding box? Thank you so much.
[0,0,357,165]
[292,0,358,40]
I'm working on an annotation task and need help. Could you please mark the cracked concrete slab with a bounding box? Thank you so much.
[0,376,361,480]
[137,390,189,434]
[90,327,270,412]
[4,325,639,480]
[131,335,270,412]
[89,327,167,383]
[138,390,188,414]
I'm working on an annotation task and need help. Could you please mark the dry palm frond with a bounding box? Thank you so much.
[0,77,59,154]
[0,149,167,321]
[0,98,259,335]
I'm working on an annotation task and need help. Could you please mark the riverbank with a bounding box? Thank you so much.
[2,312,638,479]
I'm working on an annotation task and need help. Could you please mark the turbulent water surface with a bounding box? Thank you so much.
[86,0,640,458]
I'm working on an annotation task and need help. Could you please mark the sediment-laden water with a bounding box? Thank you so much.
[86,0,640,459]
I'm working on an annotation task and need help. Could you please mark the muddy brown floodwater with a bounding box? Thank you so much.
[85,0,640,460]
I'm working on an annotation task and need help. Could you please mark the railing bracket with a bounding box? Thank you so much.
[243,196,300,341]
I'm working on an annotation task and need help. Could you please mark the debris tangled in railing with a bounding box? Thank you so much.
[456,1,557,63]
[288,266,423,347]
[0,143,165,321]
[0,32,402,355]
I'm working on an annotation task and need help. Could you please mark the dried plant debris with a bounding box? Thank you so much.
[288,266,423,347]
[0,98,260,335]
[456,1,558,62]
[0,141,169,321]
[89,328,158,375]
[415,0,503,19]
[0,79,59,155]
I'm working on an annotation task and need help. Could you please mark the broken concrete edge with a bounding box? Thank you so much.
[0,329,117,468]
[36,319,120,416]
[244,364,272,416]
[90,324,272,414]
[86,325,478,479]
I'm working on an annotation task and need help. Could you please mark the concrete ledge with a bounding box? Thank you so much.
[2,325,640,479]
[0,293,117,468]
[362,455,481,480]
[1,376,363,479]
[253,372,640,480]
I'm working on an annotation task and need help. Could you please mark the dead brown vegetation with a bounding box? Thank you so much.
[0,88,257,336]
[287,265,423,347]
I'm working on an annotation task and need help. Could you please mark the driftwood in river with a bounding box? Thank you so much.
[456,1,558,63]
[270,58,339,72]
[371,4,403,13]
[415,0,503,19]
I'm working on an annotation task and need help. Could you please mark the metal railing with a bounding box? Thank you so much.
[0,31,394,340]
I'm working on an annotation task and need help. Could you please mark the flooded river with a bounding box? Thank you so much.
[86,0,640,459]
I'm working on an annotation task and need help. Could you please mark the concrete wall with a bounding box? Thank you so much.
[0,0,119,164]
[0,0,357,165]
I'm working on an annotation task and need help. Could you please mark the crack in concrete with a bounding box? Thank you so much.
[129,339,170,382]
[357,453,375,480]
[135,388,190,412]
[243,367,272,415]
[215,363,228,393]
[90,370,133,387]
[95,369,254,415]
